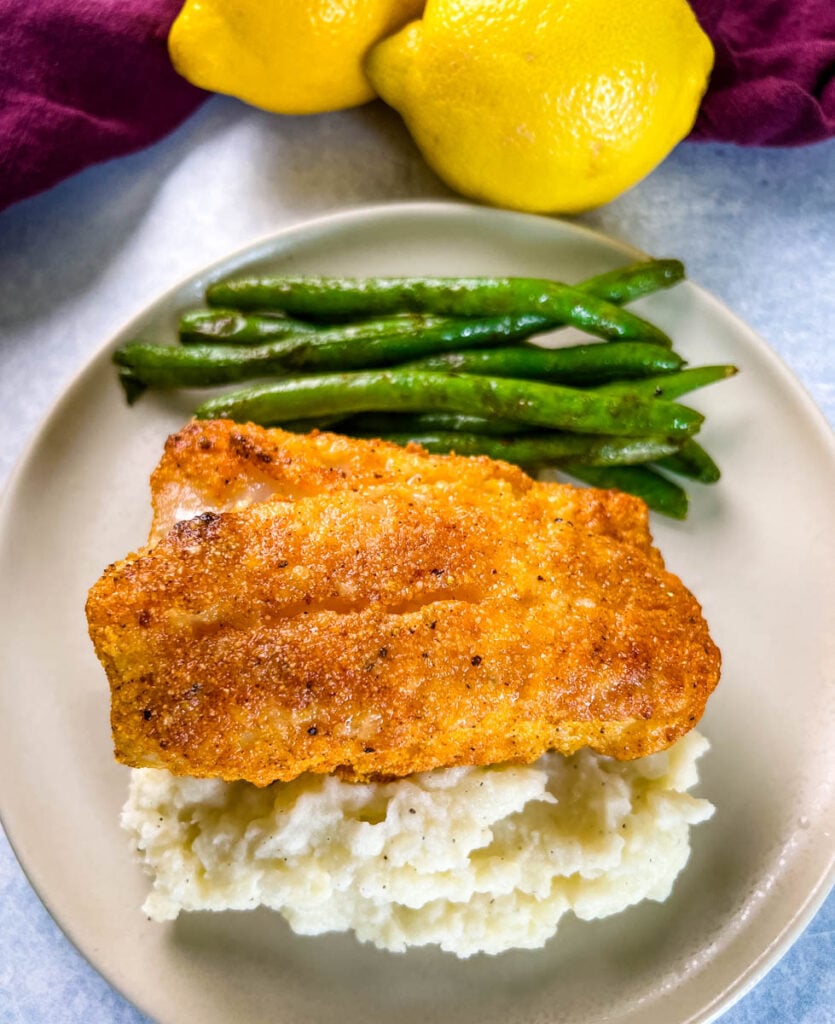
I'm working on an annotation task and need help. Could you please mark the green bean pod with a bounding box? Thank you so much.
[595,365,738,400]
[179,309,319,344]
[368,431,681,468]
[114,341,295,389]
[655,438,721,483]
[562,465,689,519]
[407,342,684,383]
[578,259,685,304]
[115,313,559,389]
[195,370,703,438]
[206,275,672,346]
[182,259,683,348]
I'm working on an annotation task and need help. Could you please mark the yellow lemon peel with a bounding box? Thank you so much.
[169,0,425,115]
[367,0,714,212]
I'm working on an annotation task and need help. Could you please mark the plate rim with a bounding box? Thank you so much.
[1,199,833,1024]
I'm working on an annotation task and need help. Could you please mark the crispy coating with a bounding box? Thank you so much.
[149,420,659,552]
[87,421,720,786]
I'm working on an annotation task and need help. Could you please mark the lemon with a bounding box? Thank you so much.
[169,0,425,115]
[367,0,714,213]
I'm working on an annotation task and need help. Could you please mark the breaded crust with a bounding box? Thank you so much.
[87,422,720,786]
[149,419,660,554]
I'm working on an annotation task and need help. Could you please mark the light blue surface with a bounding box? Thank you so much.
[0,97,832,1023]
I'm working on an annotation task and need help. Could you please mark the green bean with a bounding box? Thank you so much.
[595,365,738,400]
[195,370,703,438]
[561,465,689,519]
[206,276,672,346]
[341,412,534,436]
[182,309,565,348]
[115,313,557,389]
[407,342,683,383]
[191,259,682,347]
[655,439,721,483]
[115,342,290,388]
[578,259,685,304]
[179,309,319,344]
[366,432,681,467]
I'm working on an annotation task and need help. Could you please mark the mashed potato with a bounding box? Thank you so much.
[122,731,712,957]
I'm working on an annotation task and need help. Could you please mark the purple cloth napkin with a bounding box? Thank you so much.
[0,0,206,211]
[0,0,833,212]
[690,0,835,145]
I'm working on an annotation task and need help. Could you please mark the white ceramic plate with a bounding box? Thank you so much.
[0,203,832,1024]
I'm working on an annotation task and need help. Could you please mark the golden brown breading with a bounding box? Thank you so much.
[148,419,659,553]
[87,422,720,786]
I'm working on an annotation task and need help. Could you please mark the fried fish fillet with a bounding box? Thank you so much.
[87,421,720,786]
[148,420,659,552]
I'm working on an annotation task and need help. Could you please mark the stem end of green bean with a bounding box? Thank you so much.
[118,368,148,406]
